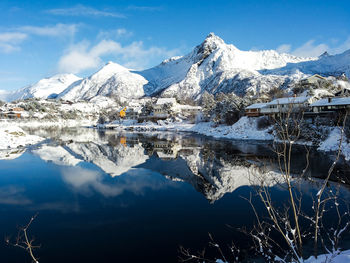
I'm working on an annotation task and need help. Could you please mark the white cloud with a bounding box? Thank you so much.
[97,28,133,40]
[46,5,125,18]
[276,37,350,57]
[0,23,78,53]
[18,23,78,37]
[0,90,10,101]
[0,32,27,42]
[61,166,171,197]
[276,44,291,54]
[57,41,101,74]
[0,32,27,53]
[126,5,163,11]
[292,40,328,57]
[331,37,350,54]
[57,39,180,74]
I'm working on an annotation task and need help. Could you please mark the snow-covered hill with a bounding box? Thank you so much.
[5,33,350,102]
[6,74,81,102]
[263,49,350,77]
[58,62,148,101]
[139,33,313,98]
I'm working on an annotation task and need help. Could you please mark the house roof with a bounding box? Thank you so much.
[176,104,202,110]
[156,98,177,105]
[311,97,350,107]
[246,103,268,109]
[310,74,326,79]
[267,96,310,105]
[303,74,327,81]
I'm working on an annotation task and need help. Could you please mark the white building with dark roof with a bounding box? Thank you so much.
[301,74,328,85]
[311,97,350,113]
[245,103,268,117]
[260,96,313,115]
[152,98,201,119]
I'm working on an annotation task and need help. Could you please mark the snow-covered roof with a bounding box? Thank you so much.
[126,106,142,113]
[267,96,310,105]
[176,104,202,110]
[246,103,268,109]
[155,98,177,105]
[311,97,350,107]
[303,74,326,81]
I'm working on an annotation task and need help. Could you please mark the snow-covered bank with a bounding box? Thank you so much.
[0,125,43,150]
[0,124,43,159]
[215,249,350,263]
[318,127,350,161]
[102,116,274,141]
[14,118,97,128]
[100,116,350,162]
[189,117,274,140]
[303,249,350,263]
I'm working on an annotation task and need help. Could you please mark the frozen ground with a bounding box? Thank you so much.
[303,249,350,263]
[0,122,43,159]
[15,118,97,128]
[0,124,43,150]
[215,249,350,262]
[318,127,350,161]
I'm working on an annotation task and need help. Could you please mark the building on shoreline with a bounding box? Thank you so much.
[311,97,350,113]
[245,95,350,120]
[245,103,268,117]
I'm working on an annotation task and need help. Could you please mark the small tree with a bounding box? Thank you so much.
[200,91,215,120]
[180,106,350,262]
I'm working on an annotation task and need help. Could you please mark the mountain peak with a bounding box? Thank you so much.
[194,33,226,60]
[202,32,225,48]
[319,51,330,58]
[96,61,129,76]
[205,32,224,42]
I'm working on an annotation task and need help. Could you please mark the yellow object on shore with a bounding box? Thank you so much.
[119,107,127,118]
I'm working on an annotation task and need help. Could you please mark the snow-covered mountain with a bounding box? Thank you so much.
[6,33,350,102]
[139,33,313,99]
[263,49,350,77]
[58,62,148,101]
[6,74,81,102]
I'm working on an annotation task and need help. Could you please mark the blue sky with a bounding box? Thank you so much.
[0,0,350,91]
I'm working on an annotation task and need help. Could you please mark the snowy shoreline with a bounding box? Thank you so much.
[99,116,350,161]
[0,123,44,159]
[1,115,349,162]
[100,116,274,141]
[2,118,97,128]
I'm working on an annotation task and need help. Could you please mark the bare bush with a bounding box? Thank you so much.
[6,214,40,263]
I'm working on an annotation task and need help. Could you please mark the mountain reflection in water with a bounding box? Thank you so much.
[27,128,281,202]
[0,127,349,263]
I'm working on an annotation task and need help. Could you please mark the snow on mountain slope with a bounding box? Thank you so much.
[155,33,313,99]
[54,33,315,101]
[138,56,194,96]
[263,49,350,77]
[8,32,350,102]
[6,74,81,102]
[59,62,148,101]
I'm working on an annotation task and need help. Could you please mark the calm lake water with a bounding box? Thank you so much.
[0,127,349,262]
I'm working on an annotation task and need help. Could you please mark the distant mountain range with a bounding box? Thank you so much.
[2,33,350,103]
